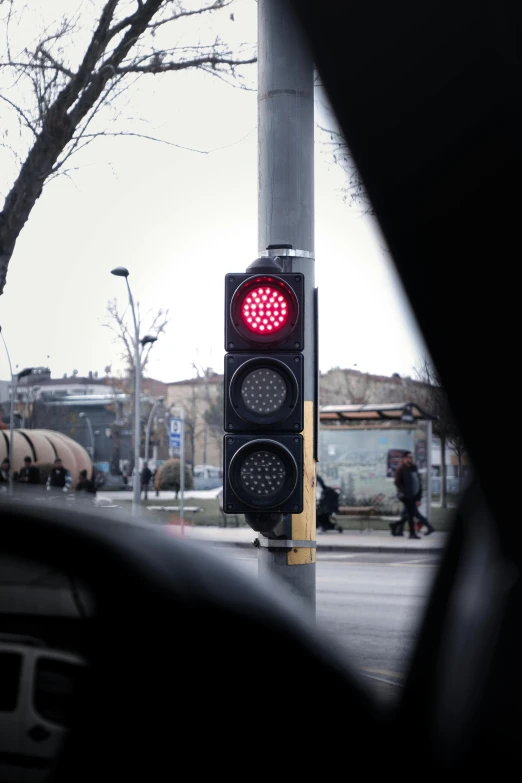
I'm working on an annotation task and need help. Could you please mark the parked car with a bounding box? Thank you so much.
[0,634,85,782]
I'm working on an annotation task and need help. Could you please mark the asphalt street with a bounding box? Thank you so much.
[213,548,440,701]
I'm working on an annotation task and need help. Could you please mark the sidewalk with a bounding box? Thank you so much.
[166,524,447,554]
[98,490,447,553]
[99,488,222,501]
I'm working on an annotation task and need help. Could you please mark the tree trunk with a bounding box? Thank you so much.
[440,433,447,509]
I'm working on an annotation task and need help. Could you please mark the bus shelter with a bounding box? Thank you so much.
[319,402,436,520]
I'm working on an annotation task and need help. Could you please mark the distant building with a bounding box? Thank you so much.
[164,366,469,478]
[0,368,169,473]
[166,373,223,469]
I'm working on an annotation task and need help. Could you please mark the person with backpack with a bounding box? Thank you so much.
[391,451,434,539]
[316,475,343,533]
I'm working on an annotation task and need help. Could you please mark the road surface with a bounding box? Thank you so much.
[214,548,439,700]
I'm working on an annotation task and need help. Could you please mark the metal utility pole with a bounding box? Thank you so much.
[426,419,433,523]
[169,408,185,535]
[257,0,317,610]
[79,412,95,462]
[130,288,142,516]
[145,396,165,463]
[110,267,141,516]
[179,407,185,535]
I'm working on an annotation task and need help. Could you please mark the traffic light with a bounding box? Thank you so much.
[223,259,305,531]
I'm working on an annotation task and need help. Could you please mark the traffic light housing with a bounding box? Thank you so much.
[224,434,303,514]
[224,353,304,433]
[225,273,305,351]
[223,262,305,531]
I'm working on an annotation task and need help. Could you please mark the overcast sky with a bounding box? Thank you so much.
[0,0,427,385]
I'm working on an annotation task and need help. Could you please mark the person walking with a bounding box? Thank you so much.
[140,462,152,500]
[391,451,434,539]
[390,506,428,537]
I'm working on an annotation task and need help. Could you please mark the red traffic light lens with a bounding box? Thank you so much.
[240,285,290,334]
[232,277,297,343]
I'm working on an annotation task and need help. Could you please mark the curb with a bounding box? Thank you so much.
[187,539,444,555]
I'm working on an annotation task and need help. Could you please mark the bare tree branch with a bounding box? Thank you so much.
[103,297,169,377]
[105,298,135,372]
[77,129,212,153]
[0,0,256,295]
[115,53,256,74]
[37,47,75,78]
[0,93,37,136]
[318,124,375,215]
[147,0,233,30]
[0,60,69,71]
[75,124,256,154]
[51,72,131,174]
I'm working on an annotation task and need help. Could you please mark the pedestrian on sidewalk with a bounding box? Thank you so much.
[390,506,427,537]
[316,475,343,533]
[391,451,434,539]
[140,462,152,500]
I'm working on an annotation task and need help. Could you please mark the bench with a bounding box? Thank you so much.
[337,506,377,516]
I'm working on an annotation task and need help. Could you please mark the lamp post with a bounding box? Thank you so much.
[1,326,34,495]
[145,396,165,464]
[79,412,95,462]
[110,267,158,515]
[27,385,40,429]
[8,368,34,493]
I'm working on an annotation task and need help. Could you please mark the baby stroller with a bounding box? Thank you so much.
[316,475,343,533]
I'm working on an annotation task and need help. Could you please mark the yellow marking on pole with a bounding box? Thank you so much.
[288,547,316,565]
[288,401,316,566]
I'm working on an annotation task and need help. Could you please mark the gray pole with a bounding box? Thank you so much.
[86,417,95,462]
[0,328,15,495]
[145,398,163,464]
[80,414,95,462]
[426,419,433,523]
[179,407,185,535]
[257,0,316,611]
[8,374,18,496]
[126,277,141,516]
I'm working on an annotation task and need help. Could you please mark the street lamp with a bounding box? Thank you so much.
[79,412,95,462]
[145,396,165,464]
[401,403,416,424]
[1,327,34,495]
[110,267,159,515]
[27,385,40,429]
